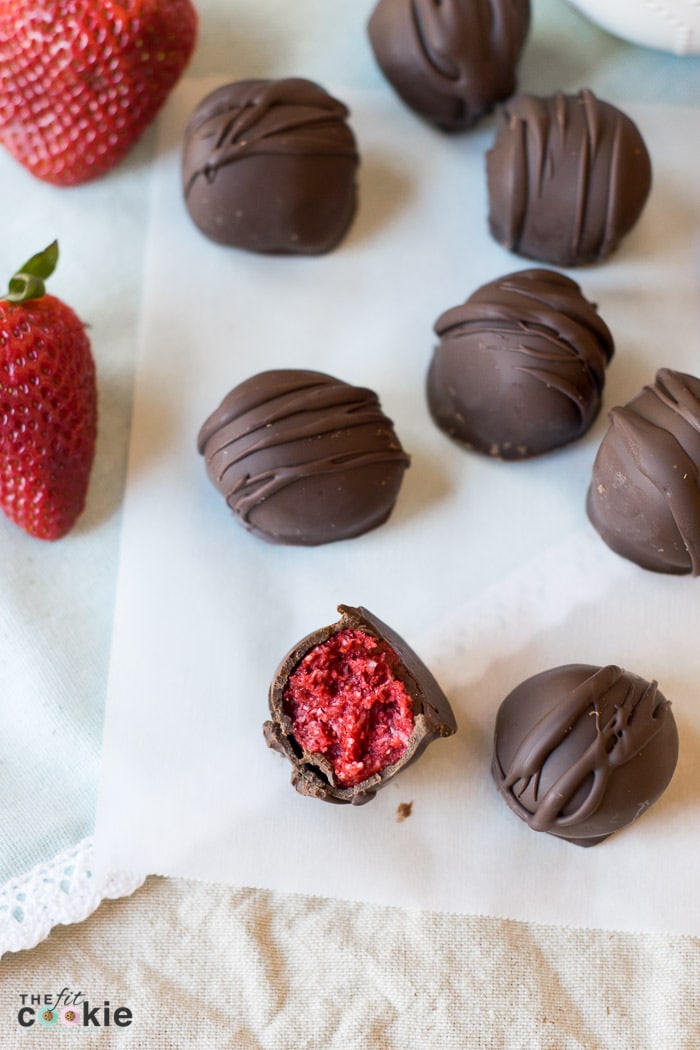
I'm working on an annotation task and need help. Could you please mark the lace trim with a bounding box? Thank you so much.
[0,838,145,958]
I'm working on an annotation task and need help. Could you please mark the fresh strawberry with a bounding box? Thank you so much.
[0,242,97,540]
[0,0,197,185]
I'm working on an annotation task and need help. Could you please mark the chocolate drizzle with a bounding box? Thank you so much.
[198,370,410,545]
[183,79,357,196]
[504,667,661,830]
[368,0,530,131]
[492,664,679,846]
[427,269,614,458]
[587,368,700,575]
[182,78,359,253]
[487,89,652,266]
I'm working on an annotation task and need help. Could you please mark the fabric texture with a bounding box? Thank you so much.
[2,877,700,1048]
[0,140,150,884]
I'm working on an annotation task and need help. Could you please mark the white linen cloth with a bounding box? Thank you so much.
[0,139,149,882]
[3,875,700,1049]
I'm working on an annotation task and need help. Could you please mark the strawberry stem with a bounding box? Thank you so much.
[4,241,59,303]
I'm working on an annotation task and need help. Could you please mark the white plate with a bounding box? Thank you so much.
[567,0,700,55]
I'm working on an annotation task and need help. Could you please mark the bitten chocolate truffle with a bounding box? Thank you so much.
[492,664,678,846]
[587,368,700,575]
[368,0,530,131]
[182,78,359,254]
[426,269,614,459]
[197,369,410,546]
[487,89,652,266]
[264,605,457,804]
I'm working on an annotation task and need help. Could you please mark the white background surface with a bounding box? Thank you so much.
[3,7,700,1048]
[4,0,700,889]
[95,83,700,935]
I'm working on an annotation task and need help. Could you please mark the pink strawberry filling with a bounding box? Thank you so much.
[283,628,415,788]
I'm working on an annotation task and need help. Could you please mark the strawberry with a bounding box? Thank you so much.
[0,242,97,540]
[0,0,197,186]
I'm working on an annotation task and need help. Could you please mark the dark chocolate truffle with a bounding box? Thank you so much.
[197,369,410,546]
[492,664,678,846]
[368,0,530,131]
[426,268,614,459]
[264,605,457,804]
[182,78,359,254]
[587,368,700,575]
[487,89,652,266]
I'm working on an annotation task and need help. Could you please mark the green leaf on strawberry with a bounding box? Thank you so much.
[5,240,59,303]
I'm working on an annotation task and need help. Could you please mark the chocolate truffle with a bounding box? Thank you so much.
[182,78,359,254]
[426,268,614,459]
[197,369,410,546]
[492,664,679,846]
[264,605,457,804]
[587,368,700,575]
[487,89,652,266]
[368,0,530,131]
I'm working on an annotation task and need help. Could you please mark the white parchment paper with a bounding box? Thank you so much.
[96,81,700,935]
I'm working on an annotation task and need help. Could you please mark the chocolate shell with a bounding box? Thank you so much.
[587,368,700,575]
[487,89,652,266]
[492,664,679,846]
[426,268,614,459]
[368,0,530,131]
[264,605,457,805]
[197,370,410,546]
[182,78,359,254]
